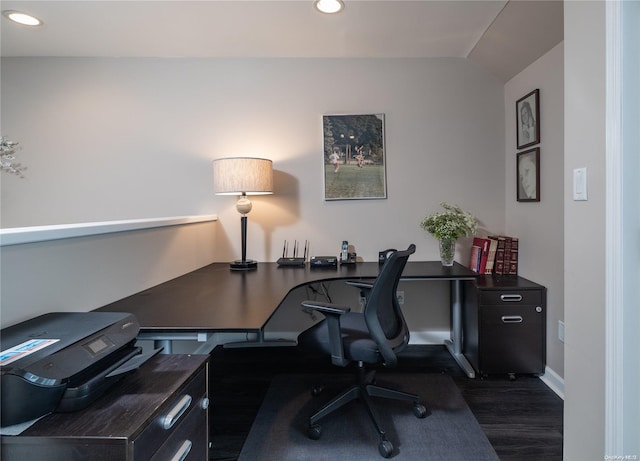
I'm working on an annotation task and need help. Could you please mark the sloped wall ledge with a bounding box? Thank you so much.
[0,215,218,246]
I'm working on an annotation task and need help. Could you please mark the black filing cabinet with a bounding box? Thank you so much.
[463,275,546,377]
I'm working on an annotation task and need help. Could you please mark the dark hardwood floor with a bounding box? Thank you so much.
[208,345,563,460]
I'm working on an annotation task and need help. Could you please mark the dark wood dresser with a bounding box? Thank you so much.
[463,275,547,377]
[1,354,209,461]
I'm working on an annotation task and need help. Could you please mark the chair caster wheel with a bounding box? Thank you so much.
[308,424,322,440]
[378,439,393,458]
[311,385,324,396]
[413,403,427,418]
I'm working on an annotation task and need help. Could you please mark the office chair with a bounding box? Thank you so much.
[297,244,426,458]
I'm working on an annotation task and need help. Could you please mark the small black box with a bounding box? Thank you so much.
[310,256,338,267]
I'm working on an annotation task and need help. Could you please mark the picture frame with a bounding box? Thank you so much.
[517,148,540,202]
[516,89,540,149]
[322,114,387,200]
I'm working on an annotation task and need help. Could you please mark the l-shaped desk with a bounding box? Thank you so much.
[96,261,479,377]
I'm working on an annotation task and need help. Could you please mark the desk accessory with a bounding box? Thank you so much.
[213,157,273,270]
[310,256,337,267]
[340,252,357,264]
[277,240,307,267]
[341,240,349,262]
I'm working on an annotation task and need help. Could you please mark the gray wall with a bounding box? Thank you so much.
[563,2,607,459]
[505,43,565,379]
[1,57,506,264]
[1,57,507,331]
[0,221,217,326]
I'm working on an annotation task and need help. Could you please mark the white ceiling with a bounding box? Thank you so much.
[0,0,563,82]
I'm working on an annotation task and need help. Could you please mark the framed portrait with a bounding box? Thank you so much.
[517,148,540,202]
[322,114,387,200]
[516,89,540,149]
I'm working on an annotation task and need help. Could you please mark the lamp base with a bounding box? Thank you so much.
[230,259,258,270]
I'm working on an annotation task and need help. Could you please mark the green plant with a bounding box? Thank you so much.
[420,202,477,242]
[1,136,26,178]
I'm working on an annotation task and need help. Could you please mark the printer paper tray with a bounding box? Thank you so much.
[57,347,162,413]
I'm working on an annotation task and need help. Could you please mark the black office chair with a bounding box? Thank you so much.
[297,244,426,458]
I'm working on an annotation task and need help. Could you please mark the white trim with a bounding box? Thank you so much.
[407,330,451,345]
[605,0,624,455]
[540,366,565,400]
[0,214,218,246]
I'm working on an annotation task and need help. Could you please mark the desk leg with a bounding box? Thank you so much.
[223,329,297,349]
[154,339,172,354]
[444,279,476,378]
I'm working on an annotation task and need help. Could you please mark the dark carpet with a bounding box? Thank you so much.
[237,372,500,460]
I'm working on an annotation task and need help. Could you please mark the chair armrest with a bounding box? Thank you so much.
[345,280,375,306]
[300,300,351,367]
[345,280,374,291]
[301,300,351,316]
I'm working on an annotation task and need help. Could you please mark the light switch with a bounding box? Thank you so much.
[573,167,588,201]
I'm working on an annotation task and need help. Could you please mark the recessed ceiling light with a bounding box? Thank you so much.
[314,0,344,14]
[3,10,43,26]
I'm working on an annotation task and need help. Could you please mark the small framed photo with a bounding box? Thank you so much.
[517,148,540,202]
[516,89,540,149]
[322,114,387,200]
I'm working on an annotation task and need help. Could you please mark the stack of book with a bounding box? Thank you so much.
[468,235,519,275]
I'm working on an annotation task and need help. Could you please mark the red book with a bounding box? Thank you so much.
[468,244,482,272]
[472,237,491,274]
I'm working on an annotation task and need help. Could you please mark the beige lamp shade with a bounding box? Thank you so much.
[213,157,273,196]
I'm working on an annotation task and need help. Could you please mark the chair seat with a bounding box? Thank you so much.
[297,312,381,365]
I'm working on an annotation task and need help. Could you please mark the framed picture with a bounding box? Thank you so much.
[517,148,540,202]
[322,114,387,200]
[516,89,540,149]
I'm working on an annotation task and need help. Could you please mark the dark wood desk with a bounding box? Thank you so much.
[96,261,478,377]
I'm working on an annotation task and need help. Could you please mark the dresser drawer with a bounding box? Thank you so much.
[479,305,545,374]
[133,367,207,459]
[2,355,209,461]
[479,289,543,306]
[149,395,208,461]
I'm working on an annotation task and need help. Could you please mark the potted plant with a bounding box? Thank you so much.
[420,202,477,266]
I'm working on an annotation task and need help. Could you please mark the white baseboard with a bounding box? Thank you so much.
[407,330,451,345]
[266,330,451,346]
[540,366,565,400]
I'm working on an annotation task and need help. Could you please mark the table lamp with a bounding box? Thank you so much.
[213,157,273,270]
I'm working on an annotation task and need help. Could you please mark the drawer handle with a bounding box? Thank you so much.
[502,315,523,323]
[170,440,192,461]
[500,294,523,302]
[162,395,192,430]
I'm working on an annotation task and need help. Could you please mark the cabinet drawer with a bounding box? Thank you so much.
[479,290,543,306]
[133,368,207,460]
[479,305,545,374]
[149,395,208,461]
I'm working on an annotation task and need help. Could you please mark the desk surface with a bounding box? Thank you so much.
[96,262,477,332]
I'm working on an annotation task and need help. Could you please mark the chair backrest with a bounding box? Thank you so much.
[363,244,416,367]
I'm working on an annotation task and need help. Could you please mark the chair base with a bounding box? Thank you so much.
[308,363,427,458]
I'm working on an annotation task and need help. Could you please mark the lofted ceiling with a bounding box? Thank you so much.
[1,0,563,82]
